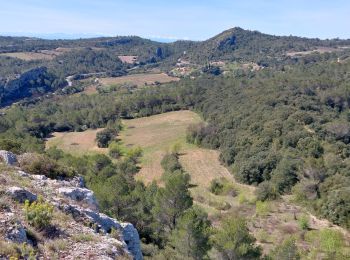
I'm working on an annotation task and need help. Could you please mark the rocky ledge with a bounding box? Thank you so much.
[0,151,142,259]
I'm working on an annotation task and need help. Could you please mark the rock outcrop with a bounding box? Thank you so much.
[58,187,98,210]
[121,223,143,260]
[0,150,17,165]
[6,186,37,203]
[4,221,28,244]
[0,157,143,259]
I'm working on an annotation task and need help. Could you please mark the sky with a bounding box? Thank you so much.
[0,0,349,41]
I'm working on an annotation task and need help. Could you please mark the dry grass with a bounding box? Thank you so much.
[119,110,255,211]
[45,129,107,156]
[0,47,105,61]
[99,73,179,87]
[180,149,237,188]
[0,52,54,61]
[120,110,201,184]
[82,85,98,95]
[118,55,138,64]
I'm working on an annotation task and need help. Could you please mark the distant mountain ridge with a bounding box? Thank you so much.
[1,27,350,107]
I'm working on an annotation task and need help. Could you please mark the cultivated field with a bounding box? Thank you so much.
[99,73,179,87]
[45,128,107,156]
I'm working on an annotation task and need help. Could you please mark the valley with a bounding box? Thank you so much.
[1,26,350,259]
[45,109,350,257]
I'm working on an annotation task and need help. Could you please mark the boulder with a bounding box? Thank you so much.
[121,223,143,260]
[61,204,143,260]
[5,221,28,244]
[0,150,17,165]
[6,186,37,203]
[58,187,98,209]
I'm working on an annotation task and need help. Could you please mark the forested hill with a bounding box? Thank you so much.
[1,27,350,107]
[1,27,350,62]
[190,27,350,62]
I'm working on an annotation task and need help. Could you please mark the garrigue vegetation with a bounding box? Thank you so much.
[1,29,350,258]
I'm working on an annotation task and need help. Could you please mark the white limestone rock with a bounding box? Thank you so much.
[58,187,98,209]
[6,186,37,203]
[0,150,17,165]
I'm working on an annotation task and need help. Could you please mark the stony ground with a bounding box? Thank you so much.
[0,155,141,260]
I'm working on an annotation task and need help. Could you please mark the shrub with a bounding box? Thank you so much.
[161,153,181,173]
[298,215,310,230]
[96,128,117,148]
[108,142,124,159]
[171,142,182,155]
[210,179,224,195]
[24,198,54,229]
[255,181,280,201]
[270,238,300,260]
[320,188,350,228]
[20,154,75,179]
[210,178,237,196]
[238,193,247,204]
[0,138,22,153]
[126,147,143,163]
[255,200,270,216]
[213,217,261,259]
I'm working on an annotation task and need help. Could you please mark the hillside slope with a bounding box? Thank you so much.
[0,151,142,259]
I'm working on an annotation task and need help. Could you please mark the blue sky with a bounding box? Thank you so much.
[0,0,349,40]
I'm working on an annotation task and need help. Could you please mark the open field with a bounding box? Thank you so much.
[0,52,55,60]
[119,110,202,184]
[45,128,107,156]
[99,73,179,87]
[118,55,138,63]
[0,47,105,61]
[43,110,350,255]
[119,110,350,256]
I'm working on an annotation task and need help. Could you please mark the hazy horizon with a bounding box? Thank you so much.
[1,0,350,41]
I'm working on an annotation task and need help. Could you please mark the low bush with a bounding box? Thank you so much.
[209,179,224,195]
[255,200,270,216]
[20,154,75,179]
[24,198,54,229]
[108,142,124,159]
[208,200,231,211]
[270,238,300,260]
[161,153,181,173]
[0,138,22,154]
[298,215,310,230]
[255,181,280,201]
[209,178,237,196]
[126,147,143,163]
[96,128,117,148]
